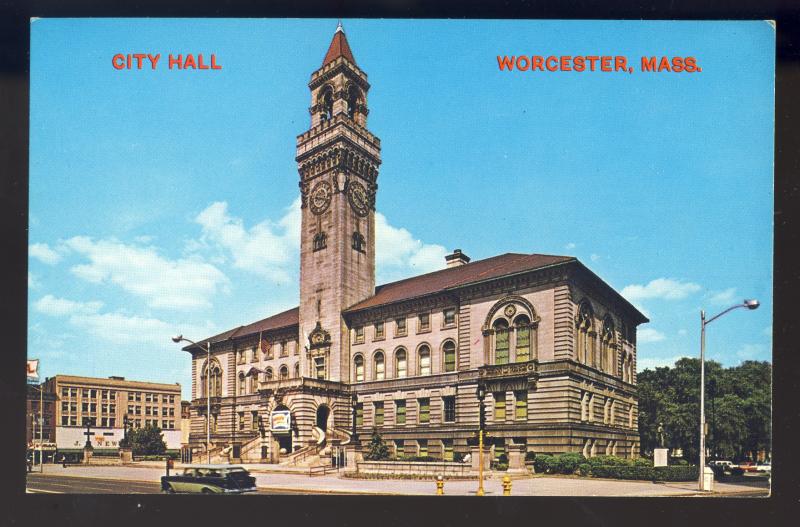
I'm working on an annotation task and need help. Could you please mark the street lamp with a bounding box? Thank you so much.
[699,299,759,491]
[172,334,212,464]
[475,382,486,496]
[28,384,45,473]
[350,392,359,445]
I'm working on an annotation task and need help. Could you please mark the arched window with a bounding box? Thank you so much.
[575,301,594,366]
[319,86,333,121]
[201,360,223,397]
[354,355,364,382]
[443,341,456,372]
[418,345,431,376]
[395,349,407,378]
[346,84,361,120]
[248,372,257,394]
[238,372,246,396]
[601,317,616,374]
[514,314,531,362]
[279,365,289,380]
[265,367,273,382]
[313,232,327,251]
[374,351,385,380]
[294,363,300,378]
[493,319,510,365]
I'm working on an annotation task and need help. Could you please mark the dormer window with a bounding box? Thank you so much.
[313,232,327,251]
[352,231,366,252]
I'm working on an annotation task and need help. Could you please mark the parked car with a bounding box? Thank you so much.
[161,465,257,494]
[709,460,735,471]
[755,461,771,473]
[738,461,758,472]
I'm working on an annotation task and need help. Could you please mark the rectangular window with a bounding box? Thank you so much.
[355,403,364,427]
[515,391,528,420]
[442,439,454,461]
[443,396,456,422]
[90,403,97,412]
[135,406,141,415]
[110,391,116,399]
[145,393,152,403]
[83,389,89,398]
[62,388,69,397]
[70,416,77,426]
[135,392,141,402]
[395,400,406,425]
[374,402,384,426]
[101,417,108,427]
[417,312,430,332]
[354,326,365,344]
[238,412,245,431]
[395,317,407,336]
[418,439,428,457]
[82,402,89,412]
[62,402,69,412]
[145,406,151,416]
[128,405,134,414]
[162,420,169,429]
[280,342,288,357]
[395,440,404,458]
[494,392,506,421]
[71,388,77,397]
[293,341,299,355]
[443,308,456,327]
[494,441,506,462]
[516,326,531,362]
[90,389,97,398]
[251,411,258,430]
[419,351,431,376]
[102,390,108,400]
[169,407,175,416]
[110,404,116,413]
[314,357,325,380]
[495,329,510,364]
[61,416,68,426]
[418,398,430,424]
[109,418,116,427]
[70,403,77,413]
[169,420,174,429]
[374,321,384,340]
[169,395,174,404]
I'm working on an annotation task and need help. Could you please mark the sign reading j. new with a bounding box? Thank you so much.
[270,410,291,432]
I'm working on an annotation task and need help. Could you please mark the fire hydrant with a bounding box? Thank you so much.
[436,475,444,495]
[502,475,512,496]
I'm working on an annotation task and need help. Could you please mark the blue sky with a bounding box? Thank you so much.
[29,19,774,400]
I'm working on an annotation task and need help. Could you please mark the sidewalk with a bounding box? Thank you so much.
[33,463,769,496]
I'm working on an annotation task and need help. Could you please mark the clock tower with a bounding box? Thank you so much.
[296,23,381,382]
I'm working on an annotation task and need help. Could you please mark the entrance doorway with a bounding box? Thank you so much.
[316,404,330,430]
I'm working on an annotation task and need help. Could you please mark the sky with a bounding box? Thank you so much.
[28,19,774,400]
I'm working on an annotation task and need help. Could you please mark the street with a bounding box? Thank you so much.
[25,464,769,497]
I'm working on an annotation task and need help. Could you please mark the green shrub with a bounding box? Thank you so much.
[578,463,592,476]
[587,455,630,469]
[533,454,555,474]
[670,458,689,466]
[495,463,509,471]
[634,457,653,467]
[525,451,536,462]
[556,453,586,474]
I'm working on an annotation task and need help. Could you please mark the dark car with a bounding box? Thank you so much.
[161,464,257,494]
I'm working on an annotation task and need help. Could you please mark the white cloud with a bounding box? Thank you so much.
[736,343,767,360]
[621,278,701,303]
[69,312,176,346]
[29,243,62,265]
[34,294,103,317]
[636,355,685,372]
[194,199,300,283]
[590,253,600,262]
[564,242,576,250]
[65,236,229,310]
[375,212,448,282]
[708,287,737,306]
[638,327,666,343]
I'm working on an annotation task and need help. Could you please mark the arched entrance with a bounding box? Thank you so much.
[316,404,330,430]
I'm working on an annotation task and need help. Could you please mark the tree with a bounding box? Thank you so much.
[364,428,390,461]
[124,424,167,456]
[637,358,771,462]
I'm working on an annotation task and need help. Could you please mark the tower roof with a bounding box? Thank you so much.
[322,22,356,66]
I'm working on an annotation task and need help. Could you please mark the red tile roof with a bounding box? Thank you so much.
[346,253,575,312]
[323,25,356,66]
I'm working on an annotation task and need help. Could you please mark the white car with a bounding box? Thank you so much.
[755,461,771,473]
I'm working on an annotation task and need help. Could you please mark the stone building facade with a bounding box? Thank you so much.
[184,24,647,464]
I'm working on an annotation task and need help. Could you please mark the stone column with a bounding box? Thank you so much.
[506,443,528,476]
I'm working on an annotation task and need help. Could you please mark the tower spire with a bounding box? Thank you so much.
[323,21,355,66]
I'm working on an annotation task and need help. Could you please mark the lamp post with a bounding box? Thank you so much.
[350,392,359,445]
[173,335,212,464]
[476,382,486,496]
[28,384,45,473]
[699,299,759,491]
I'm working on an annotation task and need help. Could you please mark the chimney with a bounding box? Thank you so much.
[445,249,471,268]
[108,376,125,381]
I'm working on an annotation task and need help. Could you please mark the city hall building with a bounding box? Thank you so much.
[184,25,647,464]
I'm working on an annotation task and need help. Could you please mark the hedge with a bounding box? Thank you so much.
[590,465,699,482]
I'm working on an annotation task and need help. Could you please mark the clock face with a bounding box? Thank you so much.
[310,181,333,215]
[348,181,369,217]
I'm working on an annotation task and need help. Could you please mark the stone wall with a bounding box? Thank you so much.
[356,460,473,478]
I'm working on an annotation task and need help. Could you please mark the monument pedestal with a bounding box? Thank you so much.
[469,445,491,473]
[119,447,132,464]
[505,443,529,476]
[82,446,93,464]
[654,448,669,467]
[344,444,362,474]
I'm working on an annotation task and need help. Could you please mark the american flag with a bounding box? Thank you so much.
[26,359,39,380]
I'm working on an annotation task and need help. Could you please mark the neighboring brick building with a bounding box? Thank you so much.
[26,383,58,450]
[184,24,647,464]
[43,374,183,452]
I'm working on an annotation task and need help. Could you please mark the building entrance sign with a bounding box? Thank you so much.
[270,410,291,433]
